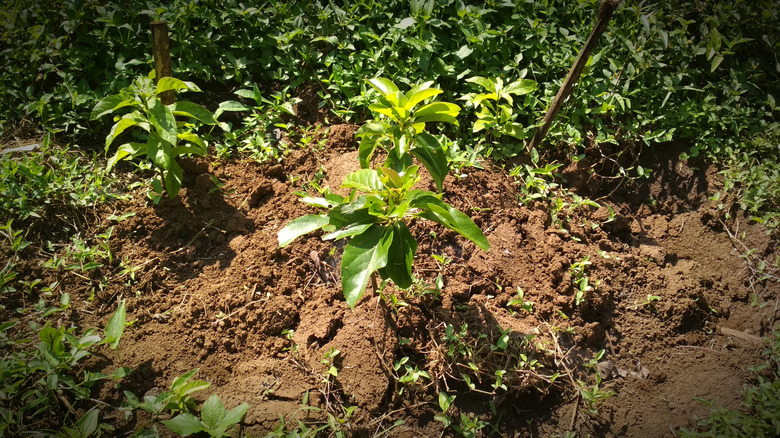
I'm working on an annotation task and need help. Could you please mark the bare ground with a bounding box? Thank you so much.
[3,125,778,437]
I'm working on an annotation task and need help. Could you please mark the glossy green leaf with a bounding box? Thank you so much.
[414,102,460,125]
[107,142,146,171]
[341,225,392,308]
[173,101,218,125]
[147,99,178,146]
[106,115,143,150]
[278,214,329,247]
[175,132,207,153]
[91,94,137,120]
[710,54,724,72]
[466,76,495,92]
[415,102,460,118]
[342,169,383,192]
[367,77,399,96]
[328,198,382,228]
[322,222,373,241]
[214,100,250,119]
[358,136,380,169]
[405,88,442,109]
[164,160,184,198]
[504,79,538,96]
[156,77,201,94]
[146,136,171,170]
[380,167,403,188]
[368,103,396,119]
[380,222,417,289]
[411,195,490,251]
[77,409,99,437]
[221,402,249,432]
[411,133,447,192]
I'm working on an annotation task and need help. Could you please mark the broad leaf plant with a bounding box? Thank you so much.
[279,78,489,308]
[92,73,224,202]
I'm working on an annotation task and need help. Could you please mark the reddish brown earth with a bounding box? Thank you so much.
[5,125,779,437]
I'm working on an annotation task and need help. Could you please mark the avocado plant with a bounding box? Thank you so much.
[279,78,490,308]
[92,73,224,202]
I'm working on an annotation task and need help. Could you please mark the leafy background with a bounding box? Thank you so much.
[2,0,778,228]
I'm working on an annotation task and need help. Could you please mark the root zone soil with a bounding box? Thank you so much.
[8,125,779,437]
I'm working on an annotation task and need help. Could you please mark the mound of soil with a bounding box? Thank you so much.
[9,126,778,436]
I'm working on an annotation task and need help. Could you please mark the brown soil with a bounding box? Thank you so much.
[5,127,779,437]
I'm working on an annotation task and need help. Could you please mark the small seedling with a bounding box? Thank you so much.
[570,256,596,306]
[507,287,534,314]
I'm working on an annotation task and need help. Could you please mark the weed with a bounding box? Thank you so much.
[460,75,538,157]
[507,286,535,314]
[570,256,597,307]
[679,325,780,437]
[510,160,563,205]
[263,391,366,438]
[626,294,661,312]
[0,301,128,435]
[0,134,119,223]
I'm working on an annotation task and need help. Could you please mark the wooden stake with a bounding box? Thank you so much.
[150,20,174,105]
[527,0,622,152]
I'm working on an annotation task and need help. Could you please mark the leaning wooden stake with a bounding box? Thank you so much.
[527,0,622,152]
[150,20,174,105]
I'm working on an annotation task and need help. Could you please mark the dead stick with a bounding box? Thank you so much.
[150,20,174,105]
[527,0,622,152]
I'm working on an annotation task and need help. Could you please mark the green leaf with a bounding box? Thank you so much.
[411,133,447,192]
[278,215,329,247]
[107,142,146,171]
[201,394,226,430]
[170,369,200,392]
[106,116,142,150]
[322,223,373,241]
[411,196,490,251]
[146,136,169,169]
[161,413,204,437]
[109,367,132,379]
[173,379,211,399]
[709,28,722,52]
[358,136,380,169]
[214,100,250,119]
[221,402,249,431]
[454,45,473,60]
[342,169,383,192]
[327,197,382,228]
[341,225,392,308]
[466,76,495,92]
[504,79,538,96]
[91,95,137,120]
[77,409,99,437]
[172,101,218,125]
[156,77,201,94]
[380,222,417,289]
[175,132,207,154]
[147,99,178,146]
[367,77,399,96]
[380,166,403,188]
[104,299,126,350]
[710,54,724,72]
[395,17,416,30]
[405,88,442,110]
[414,102,460,125]
[164,159,183,198]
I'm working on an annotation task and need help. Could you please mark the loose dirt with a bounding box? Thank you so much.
[6,126,778,437]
